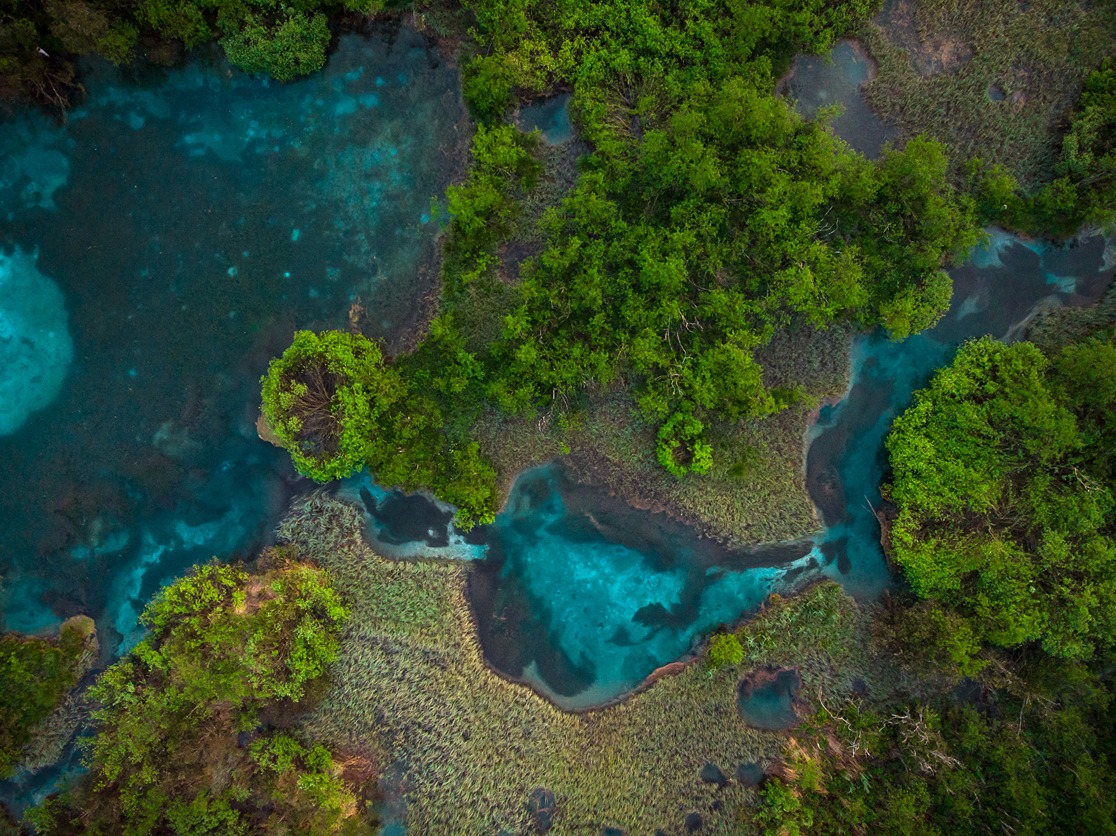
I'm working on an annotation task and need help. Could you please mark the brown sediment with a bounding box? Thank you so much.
[256,412,283,447]
[876,0,972,77]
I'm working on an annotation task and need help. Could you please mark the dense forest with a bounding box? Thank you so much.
[1,0,1115,832]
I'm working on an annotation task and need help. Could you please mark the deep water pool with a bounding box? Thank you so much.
[0,24,462,812]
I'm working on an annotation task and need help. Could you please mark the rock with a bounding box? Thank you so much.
[256,412,283,446]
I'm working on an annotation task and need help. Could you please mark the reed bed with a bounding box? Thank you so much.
[280,495,877,833]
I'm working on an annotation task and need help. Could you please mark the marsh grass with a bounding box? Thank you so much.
[1026,271,1116,353]
[475,323,852,547]
[862,0,1116,186]
[282,495,892,833]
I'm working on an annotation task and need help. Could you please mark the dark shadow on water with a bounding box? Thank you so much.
[737,668,802,731]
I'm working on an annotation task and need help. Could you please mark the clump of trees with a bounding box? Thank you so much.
[886,334,1116,661]
[256,0,984,514]
[0,616,95,778]
[755,668,1116,835]
[261,330,498,529]
[32,555,374,835]
[0,0,382,102]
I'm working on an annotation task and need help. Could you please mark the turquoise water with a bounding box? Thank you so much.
[518,93,574,144]
[343,230,1113,709]
[2,29,1115,817]
[0,25,461,810]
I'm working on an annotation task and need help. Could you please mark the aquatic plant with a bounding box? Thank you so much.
[862,0,1116,189]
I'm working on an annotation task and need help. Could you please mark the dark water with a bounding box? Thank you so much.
[518,94,574,144]
[0,25,461,811]
[736,668,801,731]
[782,40,898,159]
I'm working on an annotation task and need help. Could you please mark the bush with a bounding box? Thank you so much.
[261,330,406,482]
[706,633,744,672]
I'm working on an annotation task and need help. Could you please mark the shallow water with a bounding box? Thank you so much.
[518,94,574,144]
[0,25,461,811]
[736,668,801,731]
[782,40,898,158]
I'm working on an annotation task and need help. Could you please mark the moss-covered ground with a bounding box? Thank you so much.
[862,0,1116,186]
[284,494,917,833]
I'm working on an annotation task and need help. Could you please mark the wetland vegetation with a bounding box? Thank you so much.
[1,0,1115,832]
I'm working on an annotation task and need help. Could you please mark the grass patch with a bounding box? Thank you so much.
[862,0,1116,186]
[283,494,885,833]
[475,322,852,546]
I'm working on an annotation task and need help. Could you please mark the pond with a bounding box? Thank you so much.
[736,668,802,731]
[0,23,463,812]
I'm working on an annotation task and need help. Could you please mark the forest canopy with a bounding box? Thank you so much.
[886,334,1116,660]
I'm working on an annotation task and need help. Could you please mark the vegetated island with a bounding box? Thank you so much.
[0,0,1115,832]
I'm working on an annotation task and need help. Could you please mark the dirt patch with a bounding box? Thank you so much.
[877,0,972,76]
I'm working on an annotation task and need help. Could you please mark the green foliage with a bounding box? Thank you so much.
[51,557,366,834]
[443,123,541,290]
[882,600,987,680]
[0,620,90,778]
[261,330,406,482]
[220,9,330,82]
[757,661,1116,836]
[705,632,744,672]
[462,54,517,120]
[0,0,371,104]
[886,335,1116,659]
[656,409,713,477]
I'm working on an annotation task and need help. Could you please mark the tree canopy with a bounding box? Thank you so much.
[886,335,1116,660]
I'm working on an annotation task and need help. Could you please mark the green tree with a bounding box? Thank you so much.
[261,330,406,482]
[886,337,1116,659]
